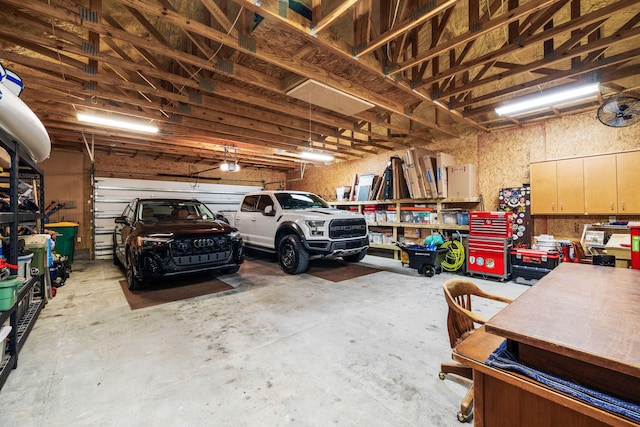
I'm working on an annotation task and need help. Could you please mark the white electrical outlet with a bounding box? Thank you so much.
[77,236,81,242]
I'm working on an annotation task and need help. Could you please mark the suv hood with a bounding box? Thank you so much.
[137,220,237,237]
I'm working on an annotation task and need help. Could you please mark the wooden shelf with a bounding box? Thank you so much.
[332,197,481,258]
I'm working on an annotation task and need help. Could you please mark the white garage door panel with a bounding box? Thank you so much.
[93,177,261,260]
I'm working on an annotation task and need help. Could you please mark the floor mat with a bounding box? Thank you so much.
[306,259,380,282]
[119,275,235,310]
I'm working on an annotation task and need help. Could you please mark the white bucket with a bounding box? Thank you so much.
[18,252,34,281]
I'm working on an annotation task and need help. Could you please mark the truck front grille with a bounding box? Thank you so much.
[170,236,232,266]
[329,218,367,239]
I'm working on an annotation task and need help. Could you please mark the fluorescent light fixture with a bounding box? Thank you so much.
[220,162,240,172]
[299,151,334,162]
[495,83,600,116]
[77,112,159,133]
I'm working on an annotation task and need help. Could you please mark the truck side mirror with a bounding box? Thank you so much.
[263,205,276,216]
[114,216,128,224]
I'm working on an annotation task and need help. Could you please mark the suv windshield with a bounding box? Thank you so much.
[275,193,330,210]
[138,200,215,222]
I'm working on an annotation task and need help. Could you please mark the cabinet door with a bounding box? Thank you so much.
[584,155,617,214]
[556,158,584,214]
[530,162,558,214]
[617,151,640,214]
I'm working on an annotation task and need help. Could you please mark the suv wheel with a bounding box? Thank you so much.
[112,240,121,266]
[278,234,309,275]
[126,252,144,290]
[221,265,241,275]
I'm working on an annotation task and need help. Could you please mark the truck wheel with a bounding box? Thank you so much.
[126,252,144,290]
[343,250,366,263]
[278,234,309,275]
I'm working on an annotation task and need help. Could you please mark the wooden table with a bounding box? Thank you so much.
[453,262,640,426]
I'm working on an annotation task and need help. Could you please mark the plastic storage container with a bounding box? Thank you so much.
[0,277,23,311]
[46,222,79,263]
[17,252,34,281]
[22,235,51,276]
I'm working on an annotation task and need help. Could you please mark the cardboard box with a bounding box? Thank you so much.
[436,152,456,198]
[447,164,479,198]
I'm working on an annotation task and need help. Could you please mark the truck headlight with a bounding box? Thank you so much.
[229,230,241,240]
[306,220,325,236]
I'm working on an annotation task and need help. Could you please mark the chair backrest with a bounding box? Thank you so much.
[442,278,513,348]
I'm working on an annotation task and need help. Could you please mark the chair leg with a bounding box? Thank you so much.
[440,362,473,380]
[457,385,474,423]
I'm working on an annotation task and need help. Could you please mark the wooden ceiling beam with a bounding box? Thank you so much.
[436,25,640,102]
[311,0,359,36]
[392,0,558,76]
[354,0,456,58]
[412,0,635,92]
[463,47,640,118]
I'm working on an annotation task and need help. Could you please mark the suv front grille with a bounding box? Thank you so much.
[329,218,367,239]
[170,236,232,266]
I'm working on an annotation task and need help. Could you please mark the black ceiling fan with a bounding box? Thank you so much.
[597,94,640,128]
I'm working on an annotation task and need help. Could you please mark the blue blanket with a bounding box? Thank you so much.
[486,341,640,423]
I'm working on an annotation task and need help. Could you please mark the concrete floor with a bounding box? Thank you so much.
[0,254,529,426]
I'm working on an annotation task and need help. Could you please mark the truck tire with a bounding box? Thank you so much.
[343,249,367,263]
[278,234,309,274]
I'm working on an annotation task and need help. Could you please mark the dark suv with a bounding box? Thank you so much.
[113,198,244,290]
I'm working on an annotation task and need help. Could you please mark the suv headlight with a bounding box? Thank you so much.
[137,236,173,247]
[306,220,325,236]
[229,230,241,240]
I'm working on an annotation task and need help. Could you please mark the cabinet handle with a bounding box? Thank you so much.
[560,202,564,212]
[611,200,614,211]
[622,200,626,211]
[552,202,555,212]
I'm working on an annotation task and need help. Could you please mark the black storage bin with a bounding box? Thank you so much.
[512,265,553,286]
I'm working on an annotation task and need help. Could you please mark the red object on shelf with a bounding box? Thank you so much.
[631,226,640,270]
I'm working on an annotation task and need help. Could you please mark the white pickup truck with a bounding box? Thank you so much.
[219,191,369,274]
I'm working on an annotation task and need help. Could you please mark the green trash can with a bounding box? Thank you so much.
[46,222,79,263]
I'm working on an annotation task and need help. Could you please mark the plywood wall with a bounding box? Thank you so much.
[289,111,640,242]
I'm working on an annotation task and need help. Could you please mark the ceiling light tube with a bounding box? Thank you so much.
[77,113,159,133]
[495,83,600,116]
[299,151,334,162]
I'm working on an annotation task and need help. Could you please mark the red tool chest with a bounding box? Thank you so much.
[466,212,514,280]
[469,211,514,238]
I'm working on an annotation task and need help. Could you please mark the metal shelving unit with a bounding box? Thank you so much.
[0,131,46,391]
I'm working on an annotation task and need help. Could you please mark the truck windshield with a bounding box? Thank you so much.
[275,193,330,210]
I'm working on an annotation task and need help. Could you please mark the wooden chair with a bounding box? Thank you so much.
[440,278,513,423]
